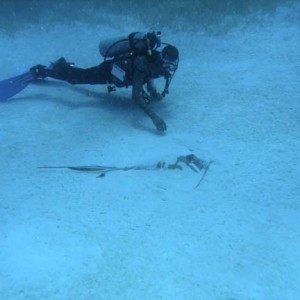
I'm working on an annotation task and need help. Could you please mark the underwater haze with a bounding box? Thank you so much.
[0,0,300,299]
[0,0,297,34]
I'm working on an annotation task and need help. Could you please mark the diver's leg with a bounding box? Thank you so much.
[31,58,112,85]
[48,58,111,84]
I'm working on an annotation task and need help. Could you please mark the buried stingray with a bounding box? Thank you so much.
[39,154,213,189]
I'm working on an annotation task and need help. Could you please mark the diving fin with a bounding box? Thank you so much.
[0,71,36,101]
[0,58,71,102]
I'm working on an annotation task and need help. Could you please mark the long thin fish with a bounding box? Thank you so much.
[194,160,213,189]
[38,165,114,172]
[38,165,156,173]
[39,158,212,188]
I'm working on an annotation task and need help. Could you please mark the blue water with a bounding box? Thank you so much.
[0,1,299,299]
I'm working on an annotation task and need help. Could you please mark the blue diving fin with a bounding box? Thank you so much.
[0,71,36,101]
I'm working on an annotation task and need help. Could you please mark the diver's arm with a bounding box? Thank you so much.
[146,80,163,101]
[132,70,167,132]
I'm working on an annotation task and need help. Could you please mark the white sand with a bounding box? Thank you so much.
[0,6,299,300]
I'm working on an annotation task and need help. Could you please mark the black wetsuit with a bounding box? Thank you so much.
[45,50,168,131]
[48,50,165,86]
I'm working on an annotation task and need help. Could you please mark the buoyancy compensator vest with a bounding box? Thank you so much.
[99,31,178,98]
[99,32,162,89]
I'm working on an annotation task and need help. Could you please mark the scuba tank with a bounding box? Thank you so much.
[99,31,161,59]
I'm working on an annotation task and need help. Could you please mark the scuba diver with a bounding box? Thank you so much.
[30,31,179,132]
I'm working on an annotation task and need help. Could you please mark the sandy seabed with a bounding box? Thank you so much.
[0,7,299,300]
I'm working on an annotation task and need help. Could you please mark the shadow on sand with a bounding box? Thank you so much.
[8,79,166,135]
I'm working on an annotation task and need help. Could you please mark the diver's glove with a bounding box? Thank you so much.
[149,112,167,132]
[150,91,163,101]
[146,81,163,101]
[30,64,48,78]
